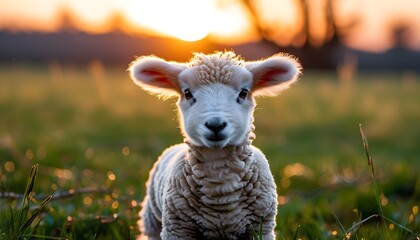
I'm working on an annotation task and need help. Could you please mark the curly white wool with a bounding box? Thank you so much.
[129,51,301,240]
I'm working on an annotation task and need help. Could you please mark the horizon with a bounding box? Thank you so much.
[1,0,420,52]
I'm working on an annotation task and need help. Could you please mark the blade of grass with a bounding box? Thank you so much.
[251,218,263,240]
[3,165,54,239]
[24,236,67,240]
[7,206,15,237]
[20,195,52,233]
[359,124,388,239]
[331,211,346,237]
[345,214,380,234]
[381,215,417,237]
[16,165,39,235]
[292,224,300,240]
[359,124,383,216]
[358,124,420,239]
[12,165,38,238]
[360,123,394,238]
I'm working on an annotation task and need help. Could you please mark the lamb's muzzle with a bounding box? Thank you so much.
[128,51,301,240]
[204,117,227,142]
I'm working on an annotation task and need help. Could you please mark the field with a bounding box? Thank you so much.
[0,62,419,239]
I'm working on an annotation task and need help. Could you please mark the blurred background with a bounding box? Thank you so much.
[1,0,420,70]
[0,0,419,239]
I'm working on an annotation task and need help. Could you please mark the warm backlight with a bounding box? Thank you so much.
[126,0,215,42]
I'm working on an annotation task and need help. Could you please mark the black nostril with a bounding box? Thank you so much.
[205,119,227,134]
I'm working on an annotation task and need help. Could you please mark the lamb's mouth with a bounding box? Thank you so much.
[206,133,226,142]
[205,134,228,148]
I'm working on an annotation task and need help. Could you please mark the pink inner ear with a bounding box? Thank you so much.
[142,70,172,85]
[256,68,287,86]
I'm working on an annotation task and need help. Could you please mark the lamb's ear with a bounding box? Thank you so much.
[128,56,186,99]
[245,54,301,97]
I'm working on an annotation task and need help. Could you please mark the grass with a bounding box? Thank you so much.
[0,62,419,239]
[0,164,52,239]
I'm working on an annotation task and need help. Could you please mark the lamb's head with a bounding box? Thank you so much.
[129,51,301,148]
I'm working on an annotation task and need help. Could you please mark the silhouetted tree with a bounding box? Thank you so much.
[392,22,411,48]
[56,7,78,32]
[242,0,359,48]
[240,0,283,49]
[106,11,129,33]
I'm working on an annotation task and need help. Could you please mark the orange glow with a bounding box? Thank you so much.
[307,0,328,46]
[125,0,215,42]
[1,0,420,49]
[124,0,255,43]
[208,1,258,44]
[251,0,304,46]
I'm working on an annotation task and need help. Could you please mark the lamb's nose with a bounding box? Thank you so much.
[205,118,227,134]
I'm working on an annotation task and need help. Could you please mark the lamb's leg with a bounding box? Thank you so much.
[261,233,275,240]
[160,210,199,240]
[256,218,276,240]
[161,228,197,240]
[262,220,277,240]
[137,196,162,240]
[160,231,185,240]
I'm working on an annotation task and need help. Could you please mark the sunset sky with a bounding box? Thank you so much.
[1,0,420,52]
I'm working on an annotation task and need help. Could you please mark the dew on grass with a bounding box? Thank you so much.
[107,171,116,181]
[278,195,288,205]
[389,223,395,230]
[131,200,138,207]
[112,201,119,209]
[25,149,34,160]
[413,205,418,215]
[83,196,93,206]
[122,146,130,156]
[4,161,15,172]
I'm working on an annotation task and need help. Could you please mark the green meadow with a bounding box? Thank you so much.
[0,62,419,239]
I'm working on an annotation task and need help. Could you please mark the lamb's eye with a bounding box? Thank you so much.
[184,88,193,100]
[238,89,249,99]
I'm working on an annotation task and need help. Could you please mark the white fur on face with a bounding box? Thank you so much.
[178,80,254,148]
[129,51,301,148]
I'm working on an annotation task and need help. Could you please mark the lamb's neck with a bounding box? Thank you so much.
[185,129,255,167]
[186,142,254,172]
[183,131,258,207]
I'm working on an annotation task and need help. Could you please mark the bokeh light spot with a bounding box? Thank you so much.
[122,146,130,156]
[85,148,94,159]
[278,195,289,205]
[413,205,418,215]
[4,161,15,172]
[112,201,119,209]
[107,171,116,181]
[83,196,92,206]
[25,149,34,160]
[389,223,395,230]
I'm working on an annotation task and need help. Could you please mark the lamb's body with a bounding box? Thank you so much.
[129,51,301,239]
[141,140,277,239]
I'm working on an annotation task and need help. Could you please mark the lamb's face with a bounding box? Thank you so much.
[177,67,255,148]
[129,51,301,148]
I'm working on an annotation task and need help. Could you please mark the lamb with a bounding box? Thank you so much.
[128,51,301,240]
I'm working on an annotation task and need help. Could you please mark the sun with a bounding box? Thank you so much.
[125,0,215,42]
